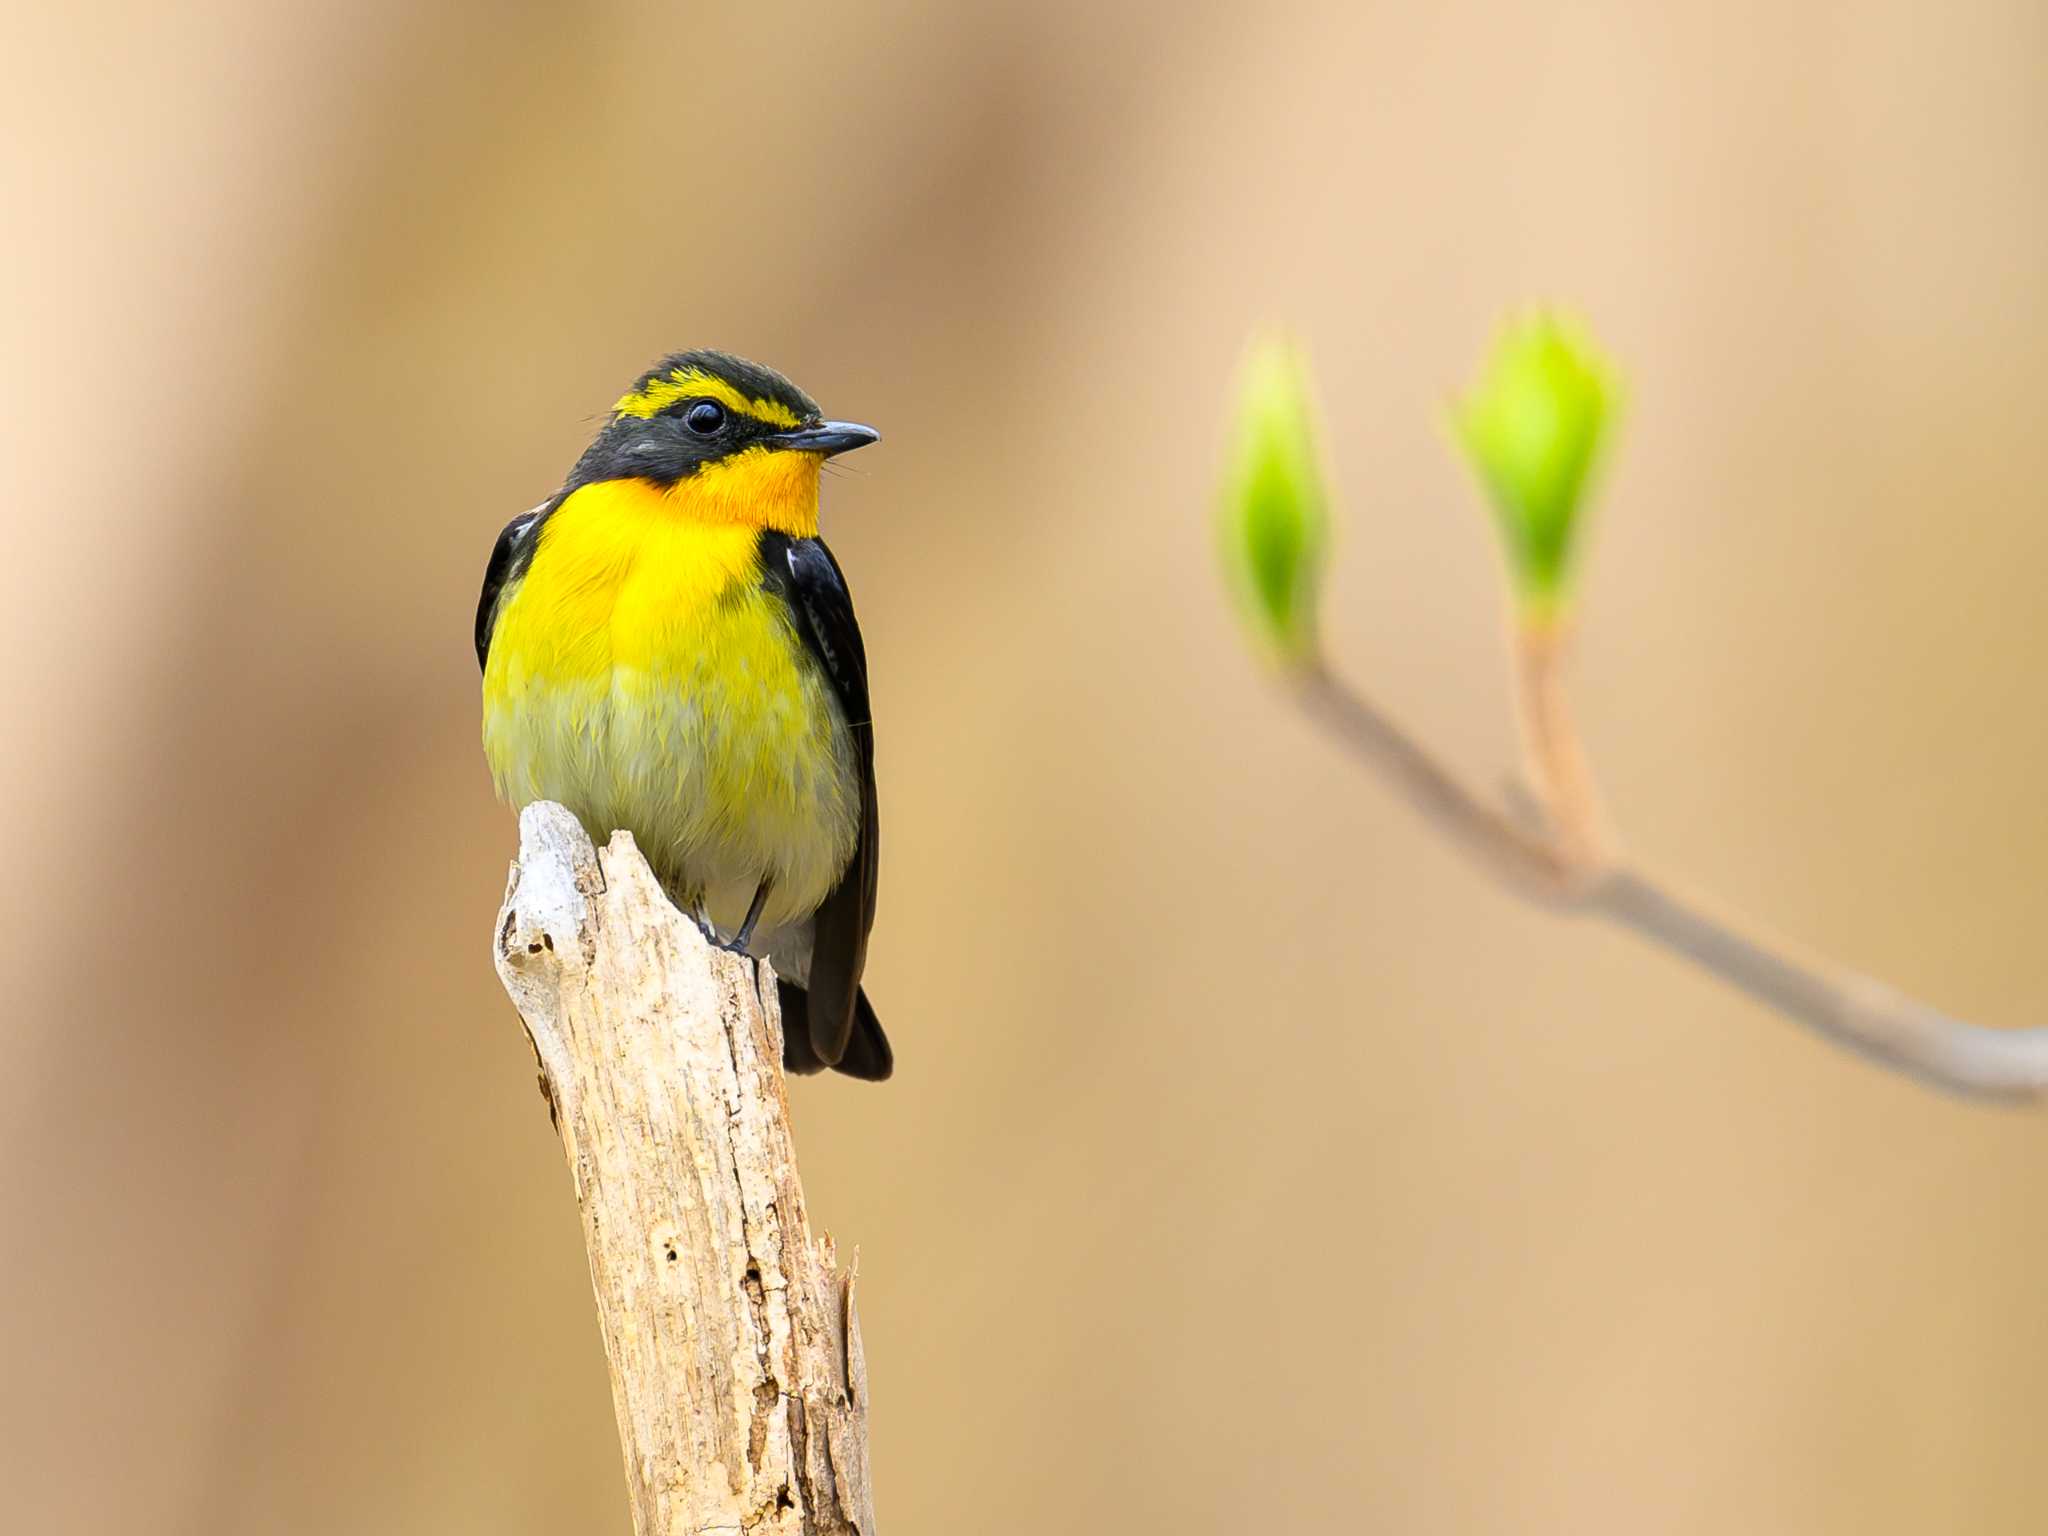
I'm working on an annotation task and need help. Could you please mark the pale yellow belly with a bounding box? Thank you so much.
[483,565,860,933]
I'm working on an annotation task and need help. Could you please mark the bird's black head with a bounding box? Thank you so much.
[565,350,878,493]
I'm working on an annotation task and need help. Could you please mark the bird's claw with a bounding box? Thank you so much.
[694,916,758,961]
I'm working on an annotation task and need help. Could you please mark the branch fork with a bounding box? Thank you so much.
[1293,625,2048,1101]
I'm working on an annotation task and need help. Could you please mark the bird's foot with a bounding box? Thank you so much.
[694,917,759,960]
[687,886,769,962]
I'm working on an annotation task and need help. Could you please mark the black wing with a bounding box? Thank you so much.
[475,501,555,671]
[759,530,878,1067]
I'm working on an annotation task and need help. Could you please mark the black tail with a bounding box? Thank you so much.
[777,980,893,1081]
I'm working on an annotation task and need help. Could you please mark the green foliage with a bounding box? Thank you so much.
[1450,311,1620,616]
[1219,334,1329,667]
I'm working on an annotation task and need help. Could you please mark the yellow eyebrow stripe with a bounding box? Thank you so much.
[612,368,803,428]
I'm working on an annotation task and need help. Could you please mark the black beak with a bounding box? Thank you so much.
[766,420,880,457]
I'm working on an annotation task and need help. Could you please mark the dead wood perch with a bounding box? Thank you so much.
[495,801,875,1535]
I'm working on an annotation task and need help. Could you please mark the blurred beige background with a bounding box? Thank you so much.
[5,1,2046,1531]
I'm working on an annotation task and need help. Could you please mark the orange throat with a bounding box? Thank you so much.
[663,446,824,536]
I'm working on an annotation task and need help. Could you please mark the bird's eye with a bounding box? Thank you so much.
[684,400,727,435]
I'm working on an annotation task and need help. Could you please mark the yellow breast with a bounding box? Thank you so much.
[481,476,860,930]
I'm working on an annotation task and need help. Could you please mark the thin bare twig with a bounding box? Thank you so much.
[1294,664,1575,897]
[1292,653,2048,1101]
[1510,622,1609,871]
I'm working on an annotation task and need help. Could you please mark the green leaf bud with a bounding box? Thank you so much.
[1451,311,1620,617]
[1220,333,1330,667]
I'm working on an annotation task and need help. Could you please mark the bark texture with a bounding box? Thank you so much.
[494,801,874,1535]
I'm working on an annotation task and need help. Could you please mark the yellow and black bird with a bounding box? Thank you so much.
[477,351,890,1079]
